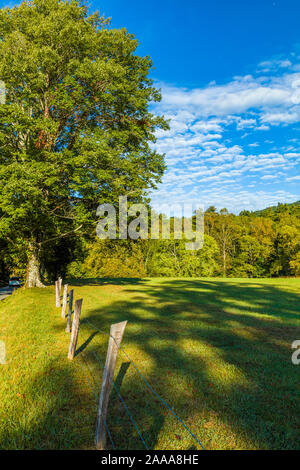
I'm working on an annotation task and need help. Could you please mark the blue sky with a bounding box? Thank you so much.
[92,0,300,213]
[2,0,300,213]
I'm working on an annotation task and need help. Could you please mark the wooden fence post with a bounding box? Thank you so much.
[95,320,127,450]
[67,299,83,360]
[61,284,68,318]
[65,289,73,333]
[55,280,61,308]
[58,277,62,293]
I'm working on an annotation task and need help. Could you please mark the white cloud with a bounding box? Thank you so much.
[151,187,299,214]
[150,53,300,213]
[261,110,300,124]
[286,175,300,182]
[236,117,257,130]
[256,124,270,130]
[258,58,292,72]
[249,142,259,147]
[154,69,300,126]
[261,174,278,180]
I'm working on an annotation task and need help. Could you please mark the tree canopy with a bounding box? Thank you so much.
[0,0,168,286]
[65,201,300,279]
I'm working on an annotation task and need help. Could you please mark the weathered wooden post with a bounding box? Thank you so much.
[95,320,127,450]
[67,299,83,360]
[55,280,61,308]
[65,289,74,333]
[58,277,62,292]
[61,284,68,318]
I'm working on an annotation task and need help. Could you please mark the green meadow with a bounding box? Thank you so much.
[1,277,300,450]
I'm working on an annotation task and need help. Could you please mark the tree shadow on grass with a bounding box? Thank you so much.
[0,363,96,450]
[6,278,299,450]
[111,361,165,451]
[78,278,300,450]
[66,277,144,287]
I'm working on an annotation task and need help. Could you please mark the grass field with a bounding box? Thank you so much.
[0,277,300,450]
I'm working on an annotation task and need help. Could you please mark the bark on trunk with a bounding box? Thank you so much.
[26,243,45,288]
[223,247,227,277]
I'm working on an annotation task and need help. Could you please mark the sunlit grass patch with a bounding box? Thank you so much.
[0,277,300,449]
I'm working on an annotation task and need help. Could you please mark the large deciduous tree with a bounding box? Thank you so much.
[0,0,168,286]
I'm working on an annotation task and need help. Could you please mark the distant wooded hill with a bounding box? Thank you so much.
[251,200,300,217]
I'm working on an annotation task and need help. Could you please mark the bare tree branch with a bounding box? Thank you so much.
[39,224,83,245]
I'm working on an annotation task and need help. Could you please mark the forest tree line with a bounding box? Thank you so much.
[1,201,299,281]
[65,201,300,279]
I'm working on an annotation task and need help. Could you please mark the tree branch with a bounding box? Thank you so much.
[39,224,83,246]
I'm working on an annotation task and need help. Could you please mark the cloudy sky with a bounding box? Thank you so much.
[2,0,300,213]
[90,0,300,213]
[151,61,300,213]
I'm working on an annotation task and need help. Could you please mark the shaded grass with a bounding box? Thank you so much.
[0,277,300,449]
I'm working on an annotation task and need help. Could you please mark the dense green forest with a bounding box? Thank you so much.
[1,200,299,281]
[0,199,300,282]
[65,201,300,279]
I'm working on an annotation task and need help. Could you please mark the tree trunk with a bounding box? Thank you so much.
[26,242,45,288]
[223,246,227,277]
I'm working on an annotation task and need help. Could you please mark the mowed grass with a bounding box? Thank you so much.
[0,277,300,450]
